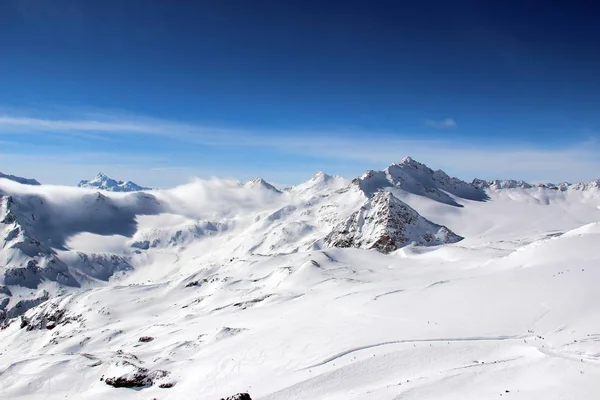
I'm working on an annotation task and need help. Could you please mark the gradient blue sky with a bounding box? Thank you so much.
[1,0,599,187]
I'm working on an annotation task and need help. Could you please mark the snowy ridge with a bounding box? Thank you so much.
[130,219,231,250]
[0,194,78,290]
[289,171,348,197]
[78,172,151,192]
[355,156,488,207]
[0,172,40,186]
[472,178,533,190]
[0,189,162,318]
[474,178,600,192]
[569,179,600,191]
[243,177,281,193]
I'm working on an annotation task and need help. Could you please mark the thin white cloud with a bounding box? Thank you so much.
[0,113,240,145]
[0,109,599,185]
[425,118,457,128]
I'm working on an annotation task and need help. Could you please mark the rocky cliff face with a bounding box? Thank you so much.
[324,191,462,253]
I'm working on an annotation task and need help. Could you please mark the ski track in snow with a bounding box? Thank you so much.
[372,288,405,300]
[301,335,524,370]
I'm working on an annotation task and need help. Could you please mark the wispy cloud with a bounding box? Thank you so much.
[0,113,239,143]
[425,118,457,128]
[0,108,599,185]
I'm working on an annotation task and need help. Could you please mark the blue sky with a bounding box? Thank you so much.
[1,1,599,187]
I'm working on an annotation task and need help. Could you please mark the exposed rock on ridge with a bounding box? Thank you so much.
[325,191,462,253]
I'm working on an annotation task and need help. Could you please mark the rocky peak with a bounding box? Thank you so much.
[398,156,423,168]
[78,173,151,192]
[354,157,487,206]
[324,191,462,253]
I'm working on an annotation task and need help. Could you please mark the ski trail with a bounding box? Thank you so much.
[373,288,404,300]
[534,343,600,366]
[301,335,524,369]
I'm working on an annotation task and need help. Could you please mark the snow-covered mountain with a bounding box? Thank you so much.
[0,172,40,185]
[355,156,488,206]
[472,178,533,190]
[1,194,78,290]
[569,179,600,191]
[474,177,600,192]
[78,172,151,192]
[243,177,281,193]
[1,157,600,399]
[325,191,462,253]
[0,189,161,319]
[289,171,348,196]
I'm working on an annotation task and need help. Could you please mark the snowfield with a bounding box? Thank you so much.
[1,157,599,399]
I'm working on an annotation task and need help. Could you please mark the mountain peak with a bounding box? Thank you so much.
[78,173,151,192]
[312,171,331,180]
[243,177,281,193]
[397,156,430,169]
[399,155,417,165]
[354,159,488,206]
[324,190,462,253]
[289,171,347,196]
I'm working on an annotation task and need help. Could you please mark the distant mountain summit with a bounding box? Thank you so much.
[0,172,40,186]
[243,177,281,193]
[289,171,347,197]
[78,173,151,192]
[353,156,488,207]
[472,179,533,190]
[473,178,600,192]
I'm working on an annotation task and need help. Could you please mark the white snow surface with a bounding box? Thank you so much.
[1,158,600,399]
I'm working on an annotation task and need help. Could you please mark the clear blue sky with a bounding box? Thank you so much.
[1,0,599,186]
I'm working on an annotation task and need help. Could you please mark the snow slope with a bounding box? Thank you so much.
[0,158,600,400]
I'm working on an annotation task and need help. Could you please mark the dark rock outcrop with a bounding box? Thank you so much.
[101,361,169,389]
[221,394,252,400]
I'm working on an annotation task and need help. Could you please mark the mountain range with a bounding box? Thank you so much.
[78,172,152,192]
[1,157,599,399]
